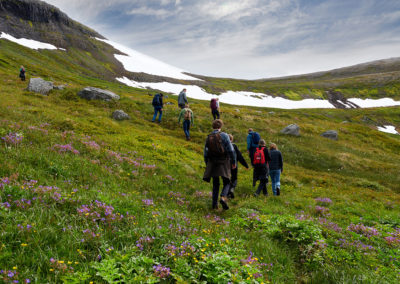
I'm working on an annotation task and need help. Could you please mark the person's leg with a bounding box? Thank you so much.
[228,168,238,198]
[276,170,281,195]
[270,170,277,195]
[249,148,255,166]
[183,120,189,138]
[220,177,230,210]
[152,108,158,122]
[186,120,191,139]
[262,178,268,195]
[158,109,163,122]
[212,177,220,209]
[212,110,216,120]
[216,109,220,119]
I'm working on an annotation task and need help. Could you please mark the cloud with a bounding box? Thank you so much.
[44,0,400,79]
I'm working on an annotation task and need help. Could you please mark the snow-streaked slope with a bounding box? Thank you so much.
[118,77,400,109]
[96,38,199,81]
[117,77,334,109]
[0,32,59,50]
[377,125,399,135]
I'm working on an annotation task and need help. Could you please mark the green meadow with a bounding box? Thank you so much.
[0,40,399,283]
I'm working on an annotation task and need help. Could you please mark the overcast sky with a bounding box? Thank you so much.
[45,0,400,79]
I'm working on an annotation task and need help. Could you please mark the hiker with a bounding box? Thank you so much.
[203,119,236,210]
[210,98,220,120]
[151,93,164,123]
[247,128,260,166]
[178,104,194,140]
[253,139,271,196]
[269,143,283,196]
[227,134,249,199]
[178,88,188,109]
[19,66,26,81]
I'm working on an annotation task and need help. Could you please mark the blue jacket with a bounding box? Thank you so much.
[247,131,258,150]
[204,130,236,165]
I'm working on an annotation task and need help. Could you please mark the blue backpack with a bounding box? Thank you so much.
[152,94,161,106]
[252,132,261,147]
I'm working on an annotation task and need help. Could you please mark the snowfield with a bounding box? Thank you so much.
[117,77,400,110]
[96,38,200,81]
[0,32,60,50]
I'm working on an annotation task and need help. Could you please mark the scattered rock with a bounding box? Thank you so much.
[165,102,174,105]
[255,111,262,114]
[235,109,240,113]
[341,121,349,124]
[78,87,120,101]
[281,124,300,136]
[112,110,130,121]
[54,84,67,90]
[268,111,275,114]
[321,130,338,140]
[28,78,53,95]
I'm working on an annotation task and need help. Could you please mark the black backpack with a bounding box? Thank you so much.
[206,133,226,158]
[152,94,161,106]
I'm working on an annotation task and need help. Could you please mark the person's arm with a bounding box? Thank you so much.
[184,93,188,104]
[265,148,271,163]
[191,110,194,125]
[178,109,183,123]
[237,148,249,168]
[221,133,236,165]
[203,140,208,165]
[279,151,283,172]
[246,134,251,151]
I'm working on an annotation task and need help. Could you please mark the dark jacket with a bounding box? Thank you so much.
[232,144,249,168]
[203,130,236,181]
[253,146,271,185]
[269,149,283,172]
[153,94,163,109]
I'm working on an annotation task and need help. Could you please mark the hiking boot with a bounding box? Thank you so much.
[219,199,229,210]
[276,187,280,196]
[212,205,218,210]
[227,191,235,199]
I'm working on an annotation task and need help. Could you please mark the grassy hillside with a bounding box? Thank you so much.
[0,40,400,283]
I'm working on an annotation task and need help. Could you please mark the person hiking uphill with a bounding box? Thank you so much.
[227,134,249,199]
[203,119,236,210]
[210,98,220,120]
[269,143,283,196]
[253,139,271,196]
[19,66,26,81]
[178,88,188,109]
[151,93,164,123]
[178,104,194,140]
[247,128,260,166]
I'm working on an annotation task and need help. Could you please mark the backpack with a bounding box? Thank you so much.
[251,132,260,146]
[184,108,191,120]
[152,94,161,106]
[253,147,266,165]
[210,98,217,110]
[206,133,225,158]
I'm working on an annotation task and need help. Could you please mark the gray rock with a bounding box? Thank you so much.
[269,111,275,114]
[28,78,53,94]
[235,109,240,112]
[165,102,174,105]
[255,111,262,114]
[78,87,120,101]
[281,124,300,136]
[54,84,66,90]
[112,110,130,121]
[321,130,338,140]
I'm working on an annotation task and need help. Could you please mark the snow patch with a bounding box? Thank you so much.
[0,32,59,50]
[117,77,334,109]
[348,98,400,108]
[96,38,200,81]
[377,125,399,135]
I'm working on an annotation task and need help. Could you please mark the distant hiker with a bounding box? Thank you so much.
[269,143,283,196]
[178,88,188,109]
[227,134,249,199]
[247,128,260,166]
[203,119,236,210]
[210,98,220,120]
[253,139,271,196]
[178,104,194,140]
[19,66,26,81]
[152,93,164,123]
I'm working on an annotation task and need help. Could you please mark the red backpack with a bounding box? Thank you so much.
[253,147,266,165]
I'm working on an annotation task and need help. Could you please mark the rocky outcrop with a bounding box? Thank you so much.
[281,124,300,136]
[112,110,130,121]
[78,87,120,101]
[326,91,359,109]
[321,130,338,140]
[28,77,53,94]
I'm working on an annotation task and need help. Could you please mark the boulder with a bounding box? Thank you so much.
[234,109,240,113]
[112,110,130,121]
[28,78,53,94]
[281,124,300,136]
[321,130,338,140]
[78,87,120,101]
[54,84,67,90]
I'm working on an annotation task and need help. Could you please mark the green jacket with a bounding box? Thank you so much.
[178,108,194,124]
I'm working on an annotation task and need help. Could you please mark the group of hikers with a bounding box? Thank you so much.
[152,89,284,210]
